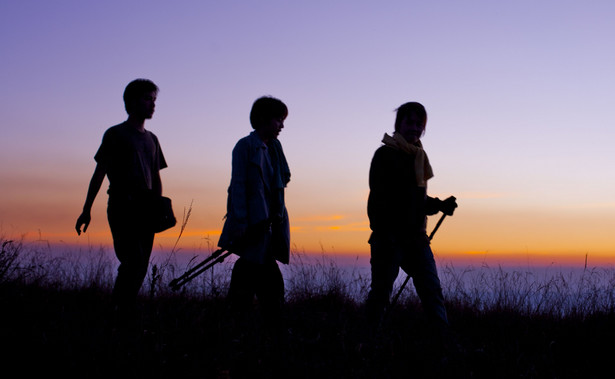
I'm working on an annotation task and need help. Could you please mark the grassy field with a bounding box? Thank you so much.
[2,237,615,378]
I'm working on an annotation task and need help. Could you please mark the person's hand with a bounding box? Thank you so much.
[75,212,91,235]
[441,196,458,216]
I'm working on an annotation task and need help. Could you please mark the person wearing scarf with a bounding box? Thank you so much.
[218,96,291,333]
[366,102,457,338]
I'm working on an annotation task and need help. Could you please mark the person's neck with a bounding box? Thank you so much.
[125,116,146,133]
[256,130,270,144]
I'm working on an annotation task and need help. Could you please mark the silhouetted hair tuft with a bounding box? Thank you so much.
[123,79,159,114]
[250,96,288,129]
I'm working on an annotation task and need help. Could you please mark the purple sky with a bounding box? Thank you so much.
[1,1,615,265]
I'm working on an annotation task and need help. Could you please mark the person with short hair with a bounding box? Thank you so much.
[218,96,291,327]
[366,101,457,331]
[75,79,168,320]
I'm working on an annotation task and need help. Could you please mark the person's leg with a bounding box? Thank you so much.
[228,258,258,315]
[405,244,448,326]
[108,200,154,311]
[252,259,285,342]
[366,234,401,328]
[255,259,285,328]
[227,257,261,344]
[110,230,154,305]
[406,245,464,355]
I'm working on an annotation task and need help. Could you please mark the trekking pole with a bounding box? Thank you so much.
[169,248,232,291]
[388,213,447,311]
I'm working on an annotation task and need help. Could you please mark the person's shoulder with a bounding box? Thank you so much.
[237,133,252,144]
[104,122,122,131]
[229,134,250,156]
[374,144,388,153]
[144,128,160,142]
[372,144,403,163]
[235,132,261,149]
[101,122,126,139]
[373,144,396,157]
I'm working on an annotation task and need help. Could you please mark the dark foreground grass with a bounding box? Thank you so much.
[2,281,615,379]
[2,238,615,378]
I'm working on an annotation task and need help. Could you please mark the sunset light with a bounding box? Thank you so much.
[1,1,614,268]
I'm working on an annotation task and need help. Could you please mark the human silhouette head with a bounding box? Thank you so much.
[123,79,159,115]
[394,102,427,133]
[249,96,288,130]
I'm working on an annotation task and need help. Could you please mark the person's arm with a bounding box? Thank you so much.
[75,163,107,235]
[368,148,396,231]
[228,140,250,239]
[152,170,162,196]
[153,133,166,196]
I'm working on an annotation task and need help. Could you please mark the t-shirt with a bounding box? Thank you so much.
[94,122,167,195]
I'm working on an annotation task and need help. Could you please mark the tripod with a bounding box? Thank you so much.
[169,248,232,291]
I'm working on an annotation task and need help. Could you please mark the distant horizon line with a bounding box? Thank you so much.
[15,236,615,269]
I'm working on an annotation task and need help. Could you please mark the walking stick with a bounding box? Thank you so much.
[169,248,233,291]
[387,213,447,312]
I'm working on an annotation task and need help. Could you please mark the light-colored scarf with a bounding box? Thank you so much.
[382,132,433,187]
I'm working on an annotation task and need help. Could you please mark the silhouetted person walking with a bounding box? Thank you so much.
[218,96,291,332]
[75,79,167,322]
[366,102,457,333]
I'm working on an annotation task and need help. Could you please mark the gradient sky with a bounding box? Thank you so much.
[1,1,614,266]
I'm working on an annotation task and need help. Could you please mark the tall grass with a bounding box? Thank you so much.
[4,234,615,378]
[0,236,116,290]
[439,262,615,318]
[2,233,615,318]
[285,247,370,303]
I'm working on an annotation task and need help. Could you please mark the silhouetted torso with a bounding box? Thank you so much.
[95,122,167,196]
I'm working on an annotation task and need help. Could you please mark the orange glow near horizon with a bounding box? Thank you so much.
[9,210,615,269]
[2,177,613,269]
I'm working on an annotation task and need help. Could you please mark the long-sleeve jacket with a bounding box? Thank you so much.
[218,131,290,264]
[367,145,441,244]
